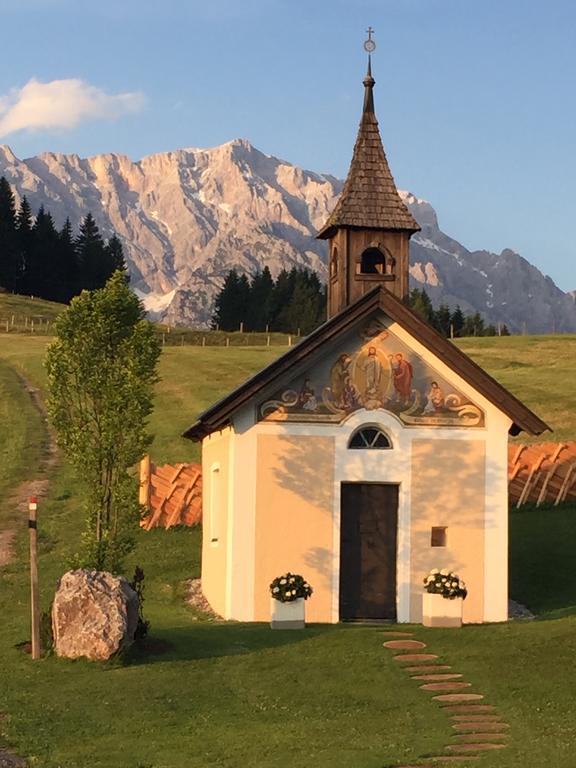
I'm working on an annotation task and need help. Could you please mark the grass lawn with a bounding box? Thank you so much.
[0,333,575,767]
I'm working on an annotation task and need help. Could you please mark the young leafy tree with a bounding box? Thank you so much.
[45,272,161,572]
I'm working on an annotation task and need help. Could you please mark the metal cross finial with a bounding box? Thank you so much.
[364,26,376,53]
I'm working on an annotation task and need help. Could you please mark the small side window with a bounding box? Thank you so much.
[431,527,447,547]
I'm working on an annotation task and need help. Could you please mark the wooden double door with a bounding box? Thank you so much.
[339,482,399,621]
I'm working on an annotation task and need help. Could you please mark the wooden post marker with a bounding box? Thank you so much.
[28,496,41,660]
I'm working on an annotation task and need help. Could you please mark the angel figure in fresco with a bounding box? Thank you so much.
[392,353,413,406]
[423,381,445,414]
[329,353,352,408]
[298,378,318,412]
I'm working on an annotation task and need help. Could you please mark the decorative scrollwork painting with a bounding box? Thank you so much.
[259,318,485,428]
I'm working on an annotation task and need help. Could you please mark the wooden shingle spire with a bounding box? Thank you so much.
[317,56,420,239]
[319,36,421,316]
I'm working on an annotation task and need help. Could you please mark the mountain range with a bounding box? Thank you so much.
[0,139,574,333]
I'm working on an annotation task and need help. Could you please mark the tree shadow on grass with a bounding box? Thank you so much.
[121,622,339,666]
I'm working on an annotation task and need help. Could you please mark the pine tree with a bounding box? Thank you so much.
[451,306,465,337]
[103,235,127,281]
[211,270,250,331]
[75,213,106,291]
[246,267,274,331]
[408,288,435,325]
[14,196,33,293]
[56,218,78,302]
[435,303,452,337]
[0,176,18,291]
[27,206,59,298]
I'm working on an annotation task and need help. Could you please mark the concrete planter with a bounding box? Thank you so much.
[423,592,463,628]
[270,597,305,629]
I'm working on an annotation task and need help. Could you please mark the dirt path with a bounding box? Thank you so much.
[0,371,58,567]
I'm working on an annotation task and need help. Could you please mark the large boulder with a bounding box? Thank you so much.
[52,569,139,661]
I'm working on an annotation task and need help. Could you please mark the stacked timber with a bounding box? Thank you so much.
[140,457,202,530]
[508,442,576,508]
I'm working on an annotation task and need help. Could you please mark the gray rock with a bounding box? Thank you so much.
[52,569,138,661]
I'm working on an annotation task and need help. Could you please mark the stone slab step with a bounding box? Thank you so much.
[394,653,439,663]
[452,722,510,733]
[452,733,510,744]
[427,757,480,763]
[443,704,495,714]
[433,693,484,703]
[384,639,427,650]
[446,743,507,752]
[421,682,472,691]
[412,673,464,682]
[404,665,453,673]
[451,715,503,723]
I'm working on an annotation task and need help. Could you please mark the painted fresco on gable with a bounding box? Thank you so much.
[259,319,485,427]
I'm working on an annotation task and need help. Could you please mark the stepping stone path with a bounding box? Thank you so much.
[381,629,510,766]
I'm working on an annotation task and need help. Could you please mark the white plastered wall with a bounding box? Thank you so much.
[209,315,512,624]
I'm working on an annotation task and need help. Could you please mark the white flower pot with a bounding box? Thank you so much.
[270,597,305,629]
[422,592,463,628]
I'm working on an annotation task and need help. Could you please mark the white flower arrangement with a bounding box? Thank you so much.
[423,569,467,600]
[270,572,313,603]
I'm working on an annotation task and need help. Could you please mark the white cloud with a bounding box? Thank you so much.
[0,78,145,138]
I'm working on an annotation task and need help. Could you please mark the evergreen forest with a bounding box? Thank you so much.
[0,176,126,303]
[212,267,509,338]
[212,266,327,335]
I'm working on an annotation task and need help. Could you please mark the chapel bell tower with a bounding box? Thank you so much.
[317,29,420,319]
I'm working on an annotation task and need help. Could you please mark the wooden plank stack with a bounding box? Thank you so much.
[508,442,576,508]
[140,458,202,530]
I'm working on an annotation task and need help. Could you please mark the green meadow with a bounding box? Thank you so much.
[0,330,575,768]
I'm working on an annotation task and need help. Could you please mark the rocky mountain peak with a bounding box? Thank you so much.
[0,142,574,333]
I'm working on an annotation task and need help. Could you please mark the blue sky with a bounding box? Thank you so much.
[1,0,575,290]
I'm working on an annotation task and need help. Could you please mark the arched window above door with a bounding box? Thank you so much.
[348,426,392,450]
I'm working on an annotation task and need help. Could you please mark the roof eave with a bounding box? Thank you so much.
[316,220,422,240]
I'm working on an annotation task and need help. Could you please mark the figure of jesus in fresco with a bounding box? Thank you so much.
[363,346,383,396]
[392,352,413,405]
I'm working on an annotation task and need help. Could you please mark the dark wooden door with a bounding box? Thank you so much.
[339,483,398,621]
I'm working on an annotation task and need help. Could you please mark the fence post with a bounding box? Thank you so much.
[28,497,41,660]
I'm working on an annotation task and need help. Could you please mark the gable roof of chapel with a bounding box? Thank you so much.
[184,286,550,441]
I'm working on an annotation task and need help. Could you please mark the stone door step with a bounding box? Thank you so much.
[411,674,463,682]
